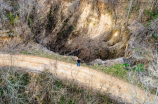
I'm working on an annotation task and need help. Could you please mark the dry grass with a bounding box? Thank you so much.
[0,66,121,104]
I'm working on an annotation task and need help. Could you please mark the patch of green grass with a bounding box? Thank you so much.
[107,64,128,79]
[82,63,128,81]
[20,51,32,55]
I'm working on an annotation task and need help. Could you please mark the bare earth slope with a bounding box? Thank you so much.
[0,54,157,104]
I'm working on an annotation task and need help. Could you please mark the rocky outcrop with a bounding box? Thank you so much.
[103,57,124,66]
[89,59,103,65]
[89,57,124,67]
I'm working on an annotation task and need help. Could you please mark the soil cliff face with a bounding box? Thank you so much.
[0,0,158,62]
[33,0,157,62]
[35,0,127,62]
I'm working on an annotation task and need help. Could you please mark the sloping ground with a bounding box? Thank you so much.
[0,54,157,104]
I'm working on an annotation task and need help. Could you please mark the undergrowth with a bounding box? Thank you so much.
[0,66,121,104]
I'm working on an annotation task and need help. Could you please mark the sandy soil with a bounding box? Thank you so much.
[0,54,157,104]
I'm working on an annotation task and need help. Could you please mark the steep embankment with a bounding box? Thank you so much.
[1,0,157,62]
[0,54,157,103]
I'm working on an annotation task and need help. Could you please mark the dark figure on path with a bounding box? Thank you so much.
[77,58,81,66]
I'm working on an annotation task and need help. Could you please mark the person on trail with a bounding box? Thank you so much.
[77,58,81,66]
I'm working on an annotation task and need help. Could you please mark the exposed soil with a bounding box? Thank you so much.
[0,54,157,103]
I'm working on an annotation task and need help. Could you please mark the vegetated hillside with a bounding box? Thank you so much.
[0,66,120,104]
[0,0,158,103]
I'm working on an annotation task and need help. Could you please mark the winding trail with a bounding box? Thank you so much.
[0,54,157,104]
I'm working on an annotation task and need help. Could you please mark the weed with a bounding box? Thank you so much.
[146,20,152,27]
[15,14,19,23]
[9,12,15,26]
[135,6,139,11]
[126,7,129,13]
[123,63,130,68]
[145,9,158,23]
[28,18,33,27]
[20,51,32,55]
[58,96,67,104]
[54,80,63,89]
[133,64,145,72]
[152,33,158,39]
[147,10,153,16]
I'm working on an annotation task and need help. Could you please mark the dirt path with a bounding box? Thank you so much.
[0,54,157,104]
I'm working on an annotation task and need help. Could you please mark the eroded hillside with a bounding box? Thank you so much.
[0,0,158,62]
